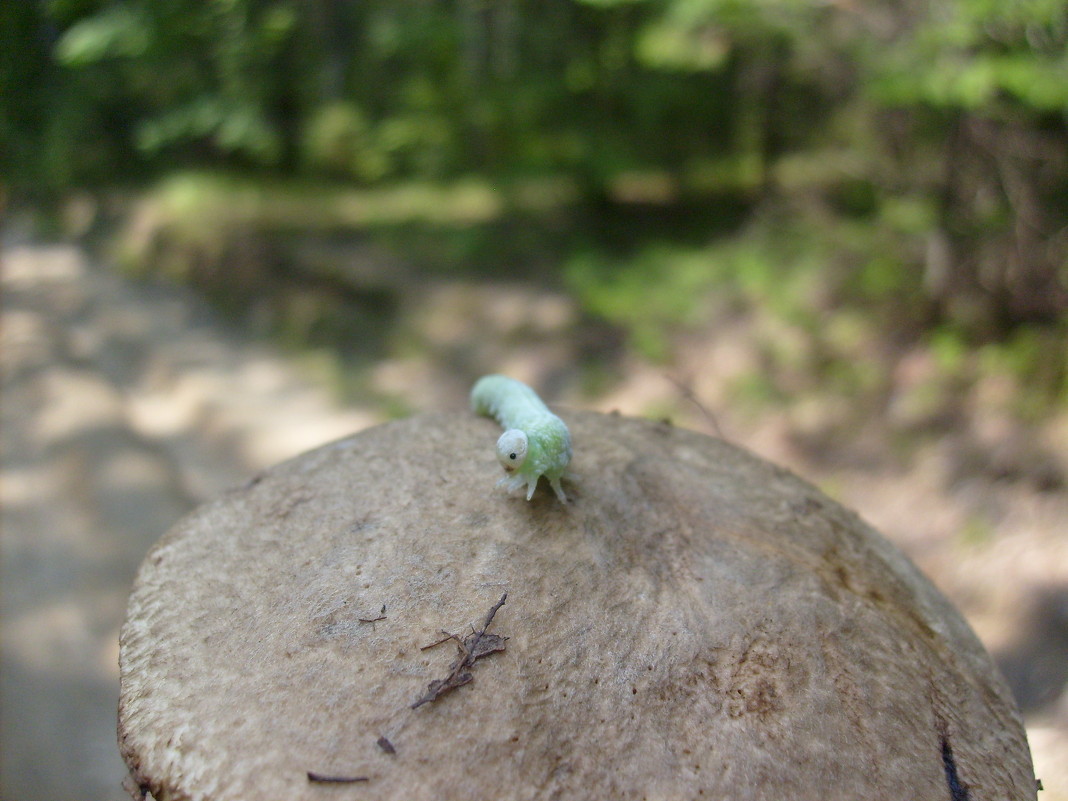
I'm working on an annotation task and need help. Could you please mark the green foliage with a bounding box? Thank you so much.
[8,0,310,182]
[866,0,1068,112]
[301,102,389,182]
[54,5,149,65]
[565,243,721,360]
[137,97,282,162]
[978,325,1068,418]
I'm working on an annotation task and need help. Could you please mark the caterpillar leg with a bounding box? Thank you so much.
[497,472,567,502]
[548,476,568,503]
[496,474,528,496]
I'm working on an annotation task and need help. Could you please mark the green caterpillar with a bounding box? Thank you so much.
[471,375,573,503]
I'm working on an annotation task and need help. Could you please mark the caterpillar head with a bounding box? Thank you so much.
[496,429,529,474]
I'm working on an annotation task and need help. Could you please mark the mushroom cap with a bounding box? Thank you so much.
[118,411,1036,800]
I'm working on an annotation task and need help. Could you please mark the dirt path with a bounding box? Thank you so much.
[2,222,1064,799]
[1,226,372,801]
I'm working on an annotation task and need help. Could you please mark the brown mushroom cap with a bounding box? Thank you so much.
[118,411,1036,800]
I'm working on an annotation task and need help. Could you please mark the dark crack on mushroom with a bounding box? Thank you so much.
[940,735,970,801]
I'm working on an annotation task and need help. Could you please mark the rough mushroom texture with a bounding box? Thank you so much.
[118,411,1037,801]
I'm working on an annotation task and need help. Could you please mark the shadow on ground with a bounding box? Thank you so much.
[996,584,1068,715]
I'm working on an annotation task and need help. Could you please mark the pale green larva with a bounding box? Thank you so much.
[470,374,573,503]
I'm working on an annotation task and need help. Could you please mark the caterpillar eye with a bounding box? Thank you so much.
[496,430,528,473]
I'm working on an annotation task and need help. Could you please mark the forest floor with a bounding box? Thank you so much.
[1,217,1065,799]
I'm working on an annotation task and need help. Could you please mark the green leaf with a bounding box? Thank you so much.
[55,6,149,66]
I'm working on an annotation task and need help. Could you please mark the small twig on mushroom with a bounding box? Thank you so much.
[479,593,508,632]
[307,771,369,783]
[410,673,474,708]
[410,593,509,709]
[419,630,464,651]
[376,736,396,755]
[358,604,387,624]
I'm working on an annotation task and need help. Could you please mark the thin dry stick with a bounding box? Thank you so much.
[665,373,725,439]
[420,631,464,651]
[410,594,508,709]
[358,604,387,625]
[307,772,369,783]
[479,593,508,632]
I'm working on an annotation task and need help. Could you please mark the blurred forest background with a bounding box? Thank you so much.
[5,0,1068,378]
[2,0,1067,799]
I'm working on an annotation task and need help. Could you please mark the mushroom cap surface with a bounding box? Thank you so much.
[118,411,1036,800]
